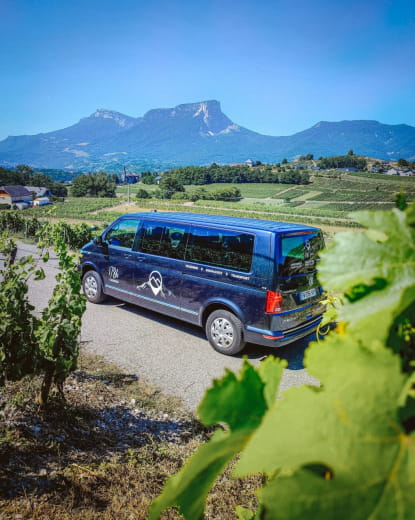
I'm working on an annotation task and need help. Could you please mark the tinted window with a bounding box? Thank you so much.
[140,222,164,255]
[186,227,254,272]
[105,219,140,249]
[164,225,189,259]
[139,222,189,259]
[278,232,324,276]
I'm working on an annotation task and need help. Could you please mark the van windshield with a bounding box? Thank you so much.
[278,232,324,277]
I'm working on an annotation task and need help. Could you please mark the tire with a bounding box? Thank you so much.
[205,309,246,355]
[82,271,107,303]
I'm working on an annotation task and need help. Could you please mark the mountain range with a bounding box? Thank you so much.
[0,100,414,172]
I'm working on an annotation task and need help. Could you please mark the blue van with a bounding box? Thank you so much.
[79,212,325,355]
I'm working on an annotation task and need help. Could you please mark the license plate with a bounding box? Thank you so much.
[299,288,317,301]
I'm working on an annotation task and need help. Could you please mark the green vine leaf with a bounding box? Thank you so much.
[318,204,415,344]
[34,268,45,281]
[235,336,415,519]
[259,455,415,520]
[149,357,286,520]
[236,505,257,520]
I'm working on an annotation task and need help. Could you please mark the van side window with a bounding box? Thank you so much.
[139,222,189,259]
[105,219,140,249]
[186,227,254,272]
[140,223,165,255]
[164,225,189,260]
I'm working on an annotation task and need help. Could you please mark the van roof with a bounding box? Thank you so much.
[122,212,320,233]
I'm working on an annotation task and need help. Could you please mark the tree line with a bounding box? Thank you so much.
[317,154,367,170]
[0,165,68,197]
[161,164,310,185]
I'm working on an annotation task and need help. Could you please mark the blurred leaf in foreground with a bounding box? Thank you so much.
[236,335,415,519]
[149,357,285,520]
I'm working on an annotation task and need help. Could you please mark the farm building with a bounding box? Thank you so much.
[0,185,32,206]
[33,197,51,207]
[25,186,53,197]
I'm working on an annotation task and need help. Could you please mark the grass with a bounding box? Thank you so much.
[0,350,261,519]
[116,185,160,195]
[186,183,298,198]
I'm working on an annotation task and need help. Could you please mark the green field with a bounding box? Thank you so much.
[24,197,121,219]
[116,182,298,198]
[116,184,159,195]
[19,172,413,229]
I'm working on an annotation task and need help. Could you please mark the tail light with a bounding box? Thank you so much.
[265,290,283,313]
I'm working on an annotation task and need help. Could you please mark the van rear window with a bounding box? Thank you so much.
[278,232,324,276]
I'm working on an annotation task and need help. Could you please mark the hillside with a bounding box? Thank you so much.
[0,100,414,171]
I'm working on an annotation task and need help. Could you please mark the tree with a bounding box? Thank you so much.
[189,187,208,202]
[159,175,185,193]
[207,186,241,201]
[299,154,314,161]
[397,158,409,168]
[16,164,34,183]
[318,155,367,170]
[71,172,116,197]
[158,175,185,198]
[282,158,288,164]
[347,149,354,155]
[279,170,304,184]
[141,172,157,184]
[136,188,151,199]
[27,172,68,197]
[171,192,189,200]
[50,181,68,198]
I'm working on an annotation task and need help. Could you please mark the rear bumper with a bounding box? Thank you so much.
[245,315,323,348]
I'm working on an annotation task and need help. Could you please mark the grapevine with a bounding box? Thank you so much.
[0,222,87,404]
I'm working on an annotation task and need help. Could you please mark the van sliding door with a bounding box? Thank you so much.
[133,221,189,319]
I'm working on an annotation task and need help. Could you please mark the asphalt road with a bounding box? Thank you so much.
[18,241,318,411]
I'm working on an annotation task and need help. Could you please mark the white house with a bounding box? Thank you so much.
[33,197,52,207]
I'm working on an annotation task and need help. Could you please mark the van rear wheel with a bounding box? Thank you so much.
[206,310,245,355]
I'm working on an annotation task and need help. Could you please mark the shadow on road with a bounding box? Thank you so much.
[239,334,315,370]
[97,296,315,370]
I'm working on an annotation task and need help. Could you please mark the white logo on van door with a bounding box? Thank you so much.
[149,271,162,295]
[109,266,119,280]
[137,270,174,298]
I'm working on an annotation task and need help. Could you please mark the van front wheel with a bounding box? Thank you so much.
[82,271,107,303]
[206,310,245,355]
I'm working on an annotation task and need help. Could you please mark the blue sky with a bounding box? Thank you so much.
[0,0,414,140]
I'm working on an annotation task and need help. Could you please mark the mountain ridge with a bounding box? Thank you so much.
[0,100,414,171]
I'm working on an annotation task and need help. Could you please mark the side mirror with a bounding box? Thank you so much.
[94,235,104,246]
